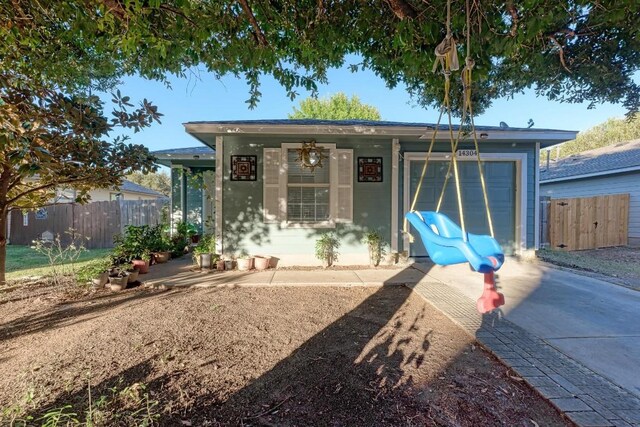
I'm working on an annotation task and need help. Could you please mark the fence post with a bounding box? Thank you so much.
[539,196,551,249]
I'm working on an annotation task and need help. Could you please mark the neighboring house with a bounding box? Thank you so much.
[154,119,576,265]
[54,179,166,203]
[540,139,640,246]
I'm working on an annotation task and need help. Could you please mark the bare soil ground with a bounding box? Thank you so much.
[0,281,571,426]
[539,246,640,290]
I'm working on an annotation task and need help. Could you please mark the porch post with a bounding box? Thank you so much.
[215,136,224,255]
[391,138,400,254]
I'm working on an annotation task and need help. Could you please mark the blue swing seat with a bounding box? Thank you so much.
[405,211,504,273]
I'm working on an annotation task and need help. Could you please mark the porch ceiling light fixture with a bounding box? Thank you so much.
[296,140,326,172]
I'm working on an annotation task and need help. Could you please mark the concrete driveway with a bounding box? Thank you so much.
[421,259,640,398]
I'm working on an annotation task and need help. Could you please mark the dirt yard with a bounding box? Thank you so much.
[539,246,640,290]
[0,282,570,426]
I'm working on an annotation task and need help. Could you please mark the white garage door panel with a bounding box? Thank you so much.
[409,160,517,256]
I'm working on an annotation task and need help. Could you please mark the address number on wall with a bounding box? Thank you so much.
[456,149,477,158]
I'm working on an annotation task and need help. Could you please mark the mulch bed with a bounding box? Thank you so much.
[0,282,571,426]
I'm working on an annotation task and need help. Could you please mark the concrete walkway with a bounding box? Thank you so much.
[414,260,640,426]
[139,256,640,425]
[141,257,426,288]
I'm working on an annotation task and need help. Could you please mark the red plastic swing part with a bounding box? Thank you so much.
[476,271,505,313]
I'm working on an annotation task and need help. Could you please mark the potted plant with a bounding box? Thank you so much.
[126,268,139,283]
[192,234,217,269]
[236,255,254,271]
[77,257,112,288]
[363,231,387,267]
[216,259,225,271]
[254,255,271,271]
[315,233,340,268]
[132,250,151,274]
[147,225,171,263]
[108,269,128,291]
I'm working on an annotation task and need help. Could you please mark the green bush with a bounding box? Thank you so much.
[363,231,387,266]
[76,257,113,283]
[315,233,340,267]
[193,234,216,256]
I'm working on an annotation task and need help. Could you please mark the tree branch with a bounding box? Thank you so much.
[237,0,268,47]
[7,177,92,205]
[159,4,196,26]
[506,1,518,37]
[385,0,417,20]
[549,35,572,73]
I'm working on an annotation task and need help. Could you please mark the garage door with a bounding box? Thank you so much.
[408,160,516,256]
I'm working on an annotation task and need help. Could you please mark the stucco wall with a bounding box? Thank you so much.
[221,135,392,265]
[541,172,640,245]
[218,135,537,265]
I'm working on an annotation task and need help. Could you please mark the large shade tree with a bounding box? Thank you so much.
[289,93,382,120]
[1,0,640,283]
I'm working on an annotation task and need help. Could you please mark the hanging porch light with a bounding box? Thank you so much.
[296,140,326,172]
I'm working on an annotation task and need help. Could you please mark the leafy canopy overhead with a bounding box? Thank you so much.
[289,93,382,121]
[2,0,640,115]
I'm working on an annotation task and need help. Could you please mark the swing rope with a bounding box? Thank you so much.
[404,0,495,242]
[403,0,457,242]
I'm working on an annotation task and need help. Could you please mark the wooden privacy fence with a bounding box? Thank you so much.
[548,194,629,251]
[9,199,167,249]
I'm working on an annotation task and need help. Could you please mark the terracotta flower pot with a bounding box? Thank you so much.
[237,257,254,271]
[154,251,170,263]
[91,272,109,288]
[216,260,225,271]
[254,256,271,271]
[126,269,139,283]
[109,276,128,291]
[132,259,149,274]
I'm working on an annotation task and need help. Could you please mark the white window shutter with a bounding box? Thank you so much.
[335,149,353,223]
[263,148,281,223]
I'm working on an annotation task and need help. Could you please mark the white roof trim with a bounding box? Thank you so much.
[184,123,577,141]
[154,154,215,160]
[540,165,640,183]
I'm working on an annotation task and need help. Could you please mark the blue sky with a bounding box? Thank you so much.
[112,63,630,153]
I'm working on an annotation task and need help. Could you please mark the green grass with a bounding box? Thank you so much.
[6,245,112,280]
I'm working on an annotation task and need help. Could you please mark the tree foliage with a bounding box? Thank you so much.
[545,116,640,160]
[2,1,640,115]
[126,171,172,196]
[0,74,161,284]
[289,93,381,120]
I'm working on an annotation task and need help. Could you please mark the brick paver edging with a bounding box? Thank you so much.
[409,274,640,427]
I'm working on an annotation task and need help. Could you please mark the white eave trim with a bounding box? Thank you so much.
[540,165,640,183]
[184,123,576,141]
[154,154,216,161]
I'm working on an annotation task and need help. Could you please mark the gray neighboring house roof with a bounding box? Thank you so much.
[540,139,640,183]
[153,146,216,166]
[119,179,165,197]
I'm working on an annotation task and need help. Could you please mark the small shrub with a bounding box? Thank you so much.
[32,230,88,286]
[76,257,113,284]
[363,231,387,267]
[315,233,340,267]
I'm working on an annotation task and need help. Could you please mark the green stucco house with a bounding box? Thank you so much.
[154,119,576,265]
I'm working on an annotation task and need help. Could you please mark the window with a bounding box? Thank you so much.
[263,144,353,227]
[286,148,330,223]
[110,192,123,201]
[22,212,29,226]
